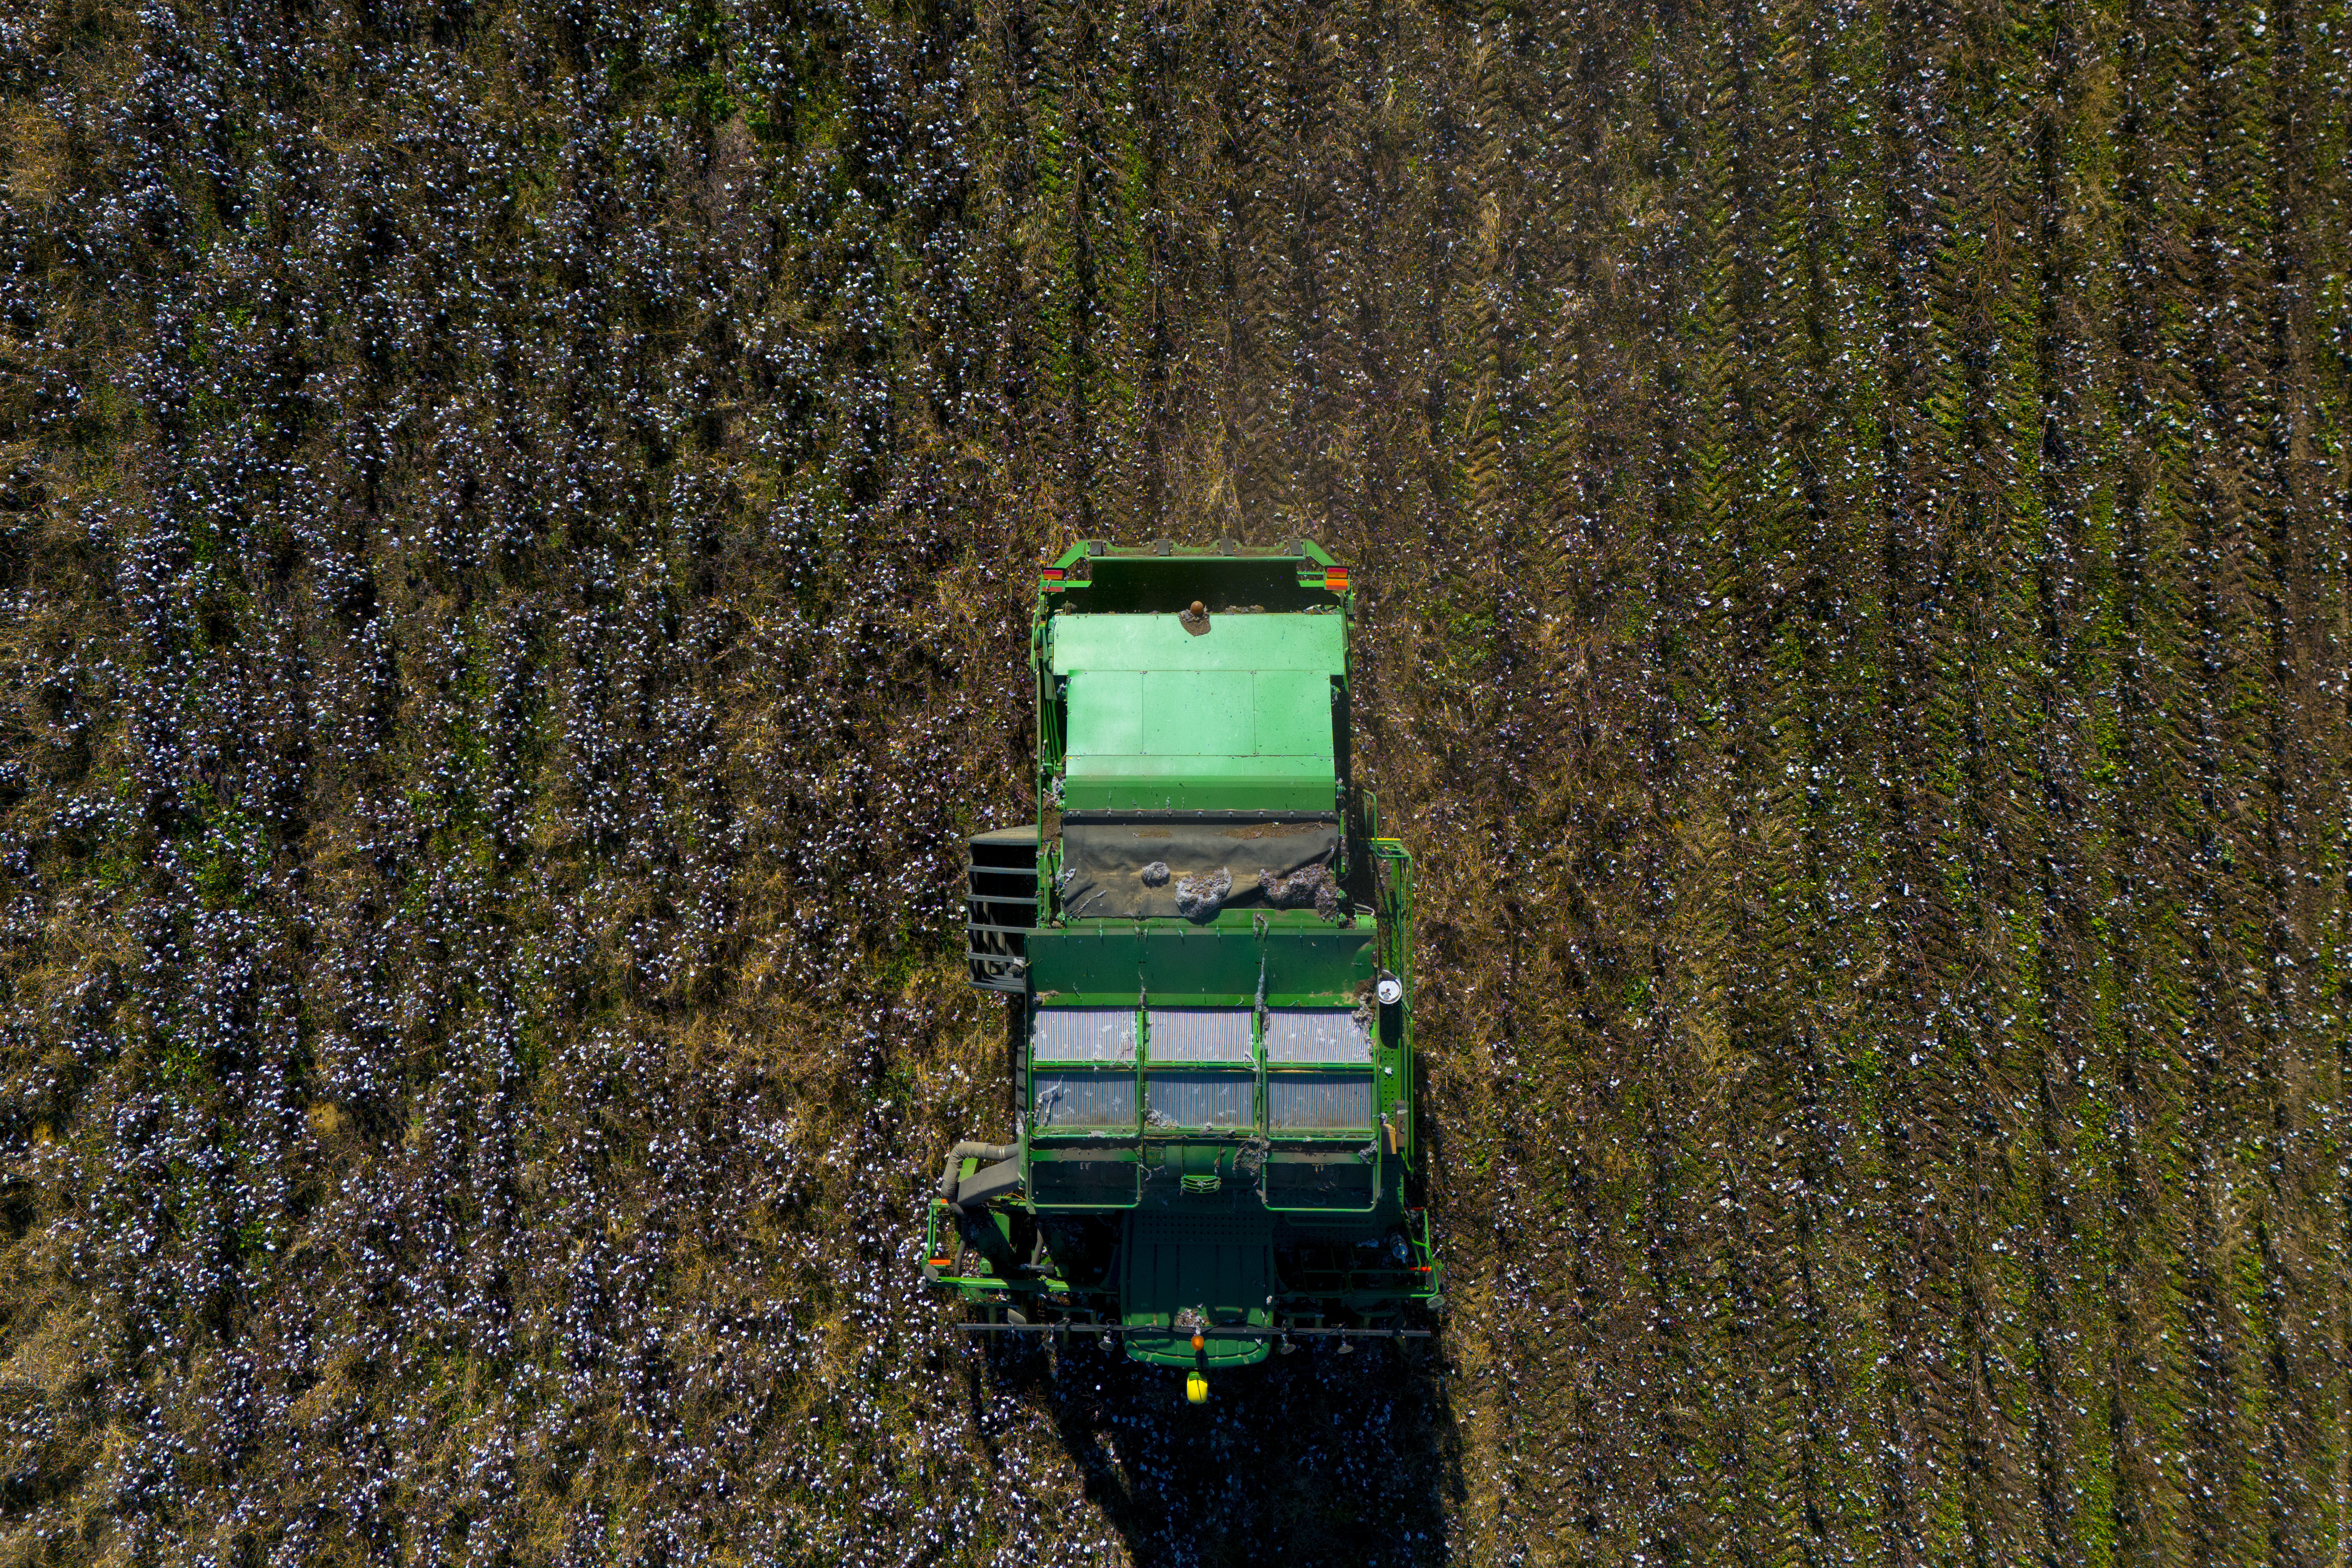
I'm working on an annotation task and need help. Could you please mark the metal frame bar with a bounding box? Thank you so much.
[964,920,1033,937]
[966,841,1034,992]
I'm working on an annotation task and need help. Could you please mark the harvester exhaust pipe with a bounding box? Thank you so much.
[936,1141,1021,1203]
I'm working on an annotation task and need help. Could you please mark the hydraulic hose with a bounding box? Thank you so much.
[936,1141,1020,1200]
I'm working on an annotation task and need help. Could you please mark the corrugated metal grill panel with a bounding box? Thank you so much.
[1029,1160,1137,1205]
[1033,1072,1135,1129]
[1146,1009,1254,1063]
[1267,1075,1375,1130]
[1264,1161,1375,1209]
[1033,1008,1136,1062]
[1144,1072,1255,1128]
[1264,1010,1371,1063]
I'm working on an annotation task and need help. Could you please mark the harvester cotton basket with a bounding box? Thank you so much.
[1147,1010,1254,1062]
[1264,1010,1372,1063]
[1033,1072,1136,1128]
[1267,1076,1374,1130]
[1145,1072,1255,1128]
[1033,1009,1137,1062]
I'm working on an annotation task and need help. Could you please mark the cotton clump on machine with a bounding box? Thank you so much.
[927,539,1443,1401]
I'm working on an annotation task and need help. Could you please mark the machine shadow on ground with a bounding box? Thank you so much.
[976,1332,1462,1568]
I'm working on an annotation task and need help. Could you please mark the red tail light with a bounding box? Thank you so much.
[1325,566,1350,590]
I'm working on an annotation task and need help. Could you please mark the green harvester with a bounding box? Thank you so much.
[924,539,1444,1401]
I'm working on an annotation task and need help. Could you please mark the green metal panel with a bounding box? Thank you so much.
[1139,670,1253,755]
[1120,1209,1274,1368]
[1060,765,1329,813]
[1065,666,1335,812]
[1049,613,1346,676]
[1060,760,1332,813]
[1253,670,1331,755]
[1053,613,1344,813]
[1066,670,1142,756]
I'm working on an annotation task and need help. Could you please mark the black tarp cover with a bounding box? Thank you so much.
[1058,816,1340,921]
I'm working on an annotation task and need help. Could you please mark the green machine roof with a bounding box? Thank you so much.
[1049,613,1346,812]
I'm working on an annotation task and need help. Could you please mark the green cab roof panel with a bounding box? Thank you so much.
[1052,614,1343,812]
[1047,612,1347,676]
